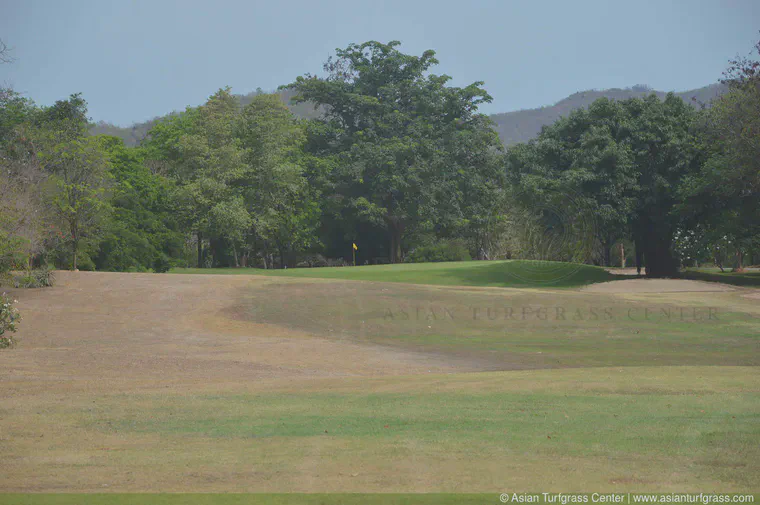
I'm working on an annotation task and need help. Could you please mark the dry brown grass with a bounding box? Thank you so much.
[0,272,758,493]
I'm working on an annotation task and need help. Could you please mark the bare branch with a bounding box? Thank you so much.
[0,39,15,64]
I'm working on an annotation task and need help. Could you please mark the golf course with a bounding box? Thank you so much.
[1,261,758,503]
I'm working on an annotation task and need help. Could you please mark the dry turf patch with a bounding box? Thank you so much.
[0,271,758,492]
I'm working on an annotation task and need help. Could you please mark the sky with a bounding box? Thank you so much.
[1,0,758,126]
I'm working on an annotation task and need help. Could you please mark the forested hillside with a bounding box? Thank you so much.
[90,83,727,147]
[90,88,321,147]
[491,83,727,145]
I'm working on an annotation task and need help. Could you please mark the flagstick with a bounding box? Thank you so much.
[353,247,356,267]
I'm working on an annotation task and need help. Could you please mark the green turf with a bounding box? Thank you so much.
[681,269,760,287]
[171,260,616,288]
[90,390,759,455]
[3,495,760,505]
[0,495,492,505]
[59,367,759,491]
[237,280,760,369]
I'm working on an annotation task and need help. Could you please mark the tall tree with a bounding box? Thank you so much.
[42,136,111,270]
[145,88,247,267]
[681,38,760,270]
[508,94,698,276]
[506,98,637,266]
[288,41,501,263]
[94,136,183,272]
[236,94,320,267]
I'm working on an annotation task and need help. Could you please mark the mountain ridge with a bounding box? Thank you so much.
[89,83,726,147]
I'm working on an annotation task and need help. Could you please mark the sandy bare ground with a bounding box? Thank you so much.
[0,272,473,397]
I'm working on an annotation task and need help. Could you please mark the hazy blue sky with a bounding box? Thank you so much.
[1,0,758,126]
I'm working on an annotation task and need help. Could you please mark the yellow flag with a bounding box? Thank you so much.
[353,243,358,251]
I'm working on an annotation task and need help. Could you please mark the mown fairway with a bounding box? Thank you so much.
[172,259,616,288]
[0,263,759,500]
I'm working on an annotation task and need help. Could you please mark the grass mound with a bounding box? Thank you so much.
[173,260,615,289]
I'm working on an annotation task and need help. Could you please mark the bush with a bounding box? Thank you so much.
[406,239,472,263]
[0,293,21,349]
[296,254,330,268]
[153,254,172,273]
[12,267,56,289]
[326,257,349,267]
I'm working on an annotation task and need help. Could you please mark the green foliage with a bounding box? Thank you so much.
[680,40,760,270]
[94,136,183,272]
[0,87,36,146]
[0,292,21,348]
[42,135,112,270]
[4,40,757,276]
[508,94,699,276]
[406,239,472,263]
[288,41,503,263]
[11,267,55,288]
[236,94,320,266]
[0,228,27,276]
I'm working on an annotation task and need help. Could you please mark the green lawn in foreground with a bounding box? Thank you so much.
[0,495,492,505]
[13,367,759,493]
[172,260,616,288]
[681,268,760,287]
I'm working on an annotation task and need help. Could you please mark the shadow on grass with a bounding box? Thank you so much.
[433,260,616,288]
[680,269,760,287]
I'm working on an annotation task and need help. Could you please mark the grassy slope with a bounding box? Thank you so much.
[172,260,616,289]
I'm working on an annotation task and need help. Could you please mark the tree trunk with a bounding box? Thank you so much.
[197,232,203,268]
[642,235,679,277]
[232,244,239,268]
[620,243,625,268]
[603,240,611,267]
[386,218,404,264]
[72,239,78,271]
[633,217,678,278]
[715,248,724,272]
[734,250,745,272]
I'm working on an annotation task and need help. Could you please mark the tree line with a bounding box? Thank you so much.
[1,39,758,278]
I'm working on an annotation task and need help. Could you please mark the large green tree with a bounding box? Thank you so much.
[508,94,699,276]
[94,136,184,272]
[144,88,247,267]
[288,41,502,263]
[681,39,760,270]
[236,94,320,267]
[42,135,111,270]
[506,98,637,266]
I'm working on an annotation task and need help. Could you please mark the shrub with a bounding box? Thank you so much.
[326,257,349,267]
[0,293,21,349]
[296,254,330,268]
[12,267,56,289]
[153,254,172,273]
[406,239,472,263]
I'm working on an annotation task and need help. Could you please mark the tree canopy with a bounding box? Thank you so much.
[1,39,757,276]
